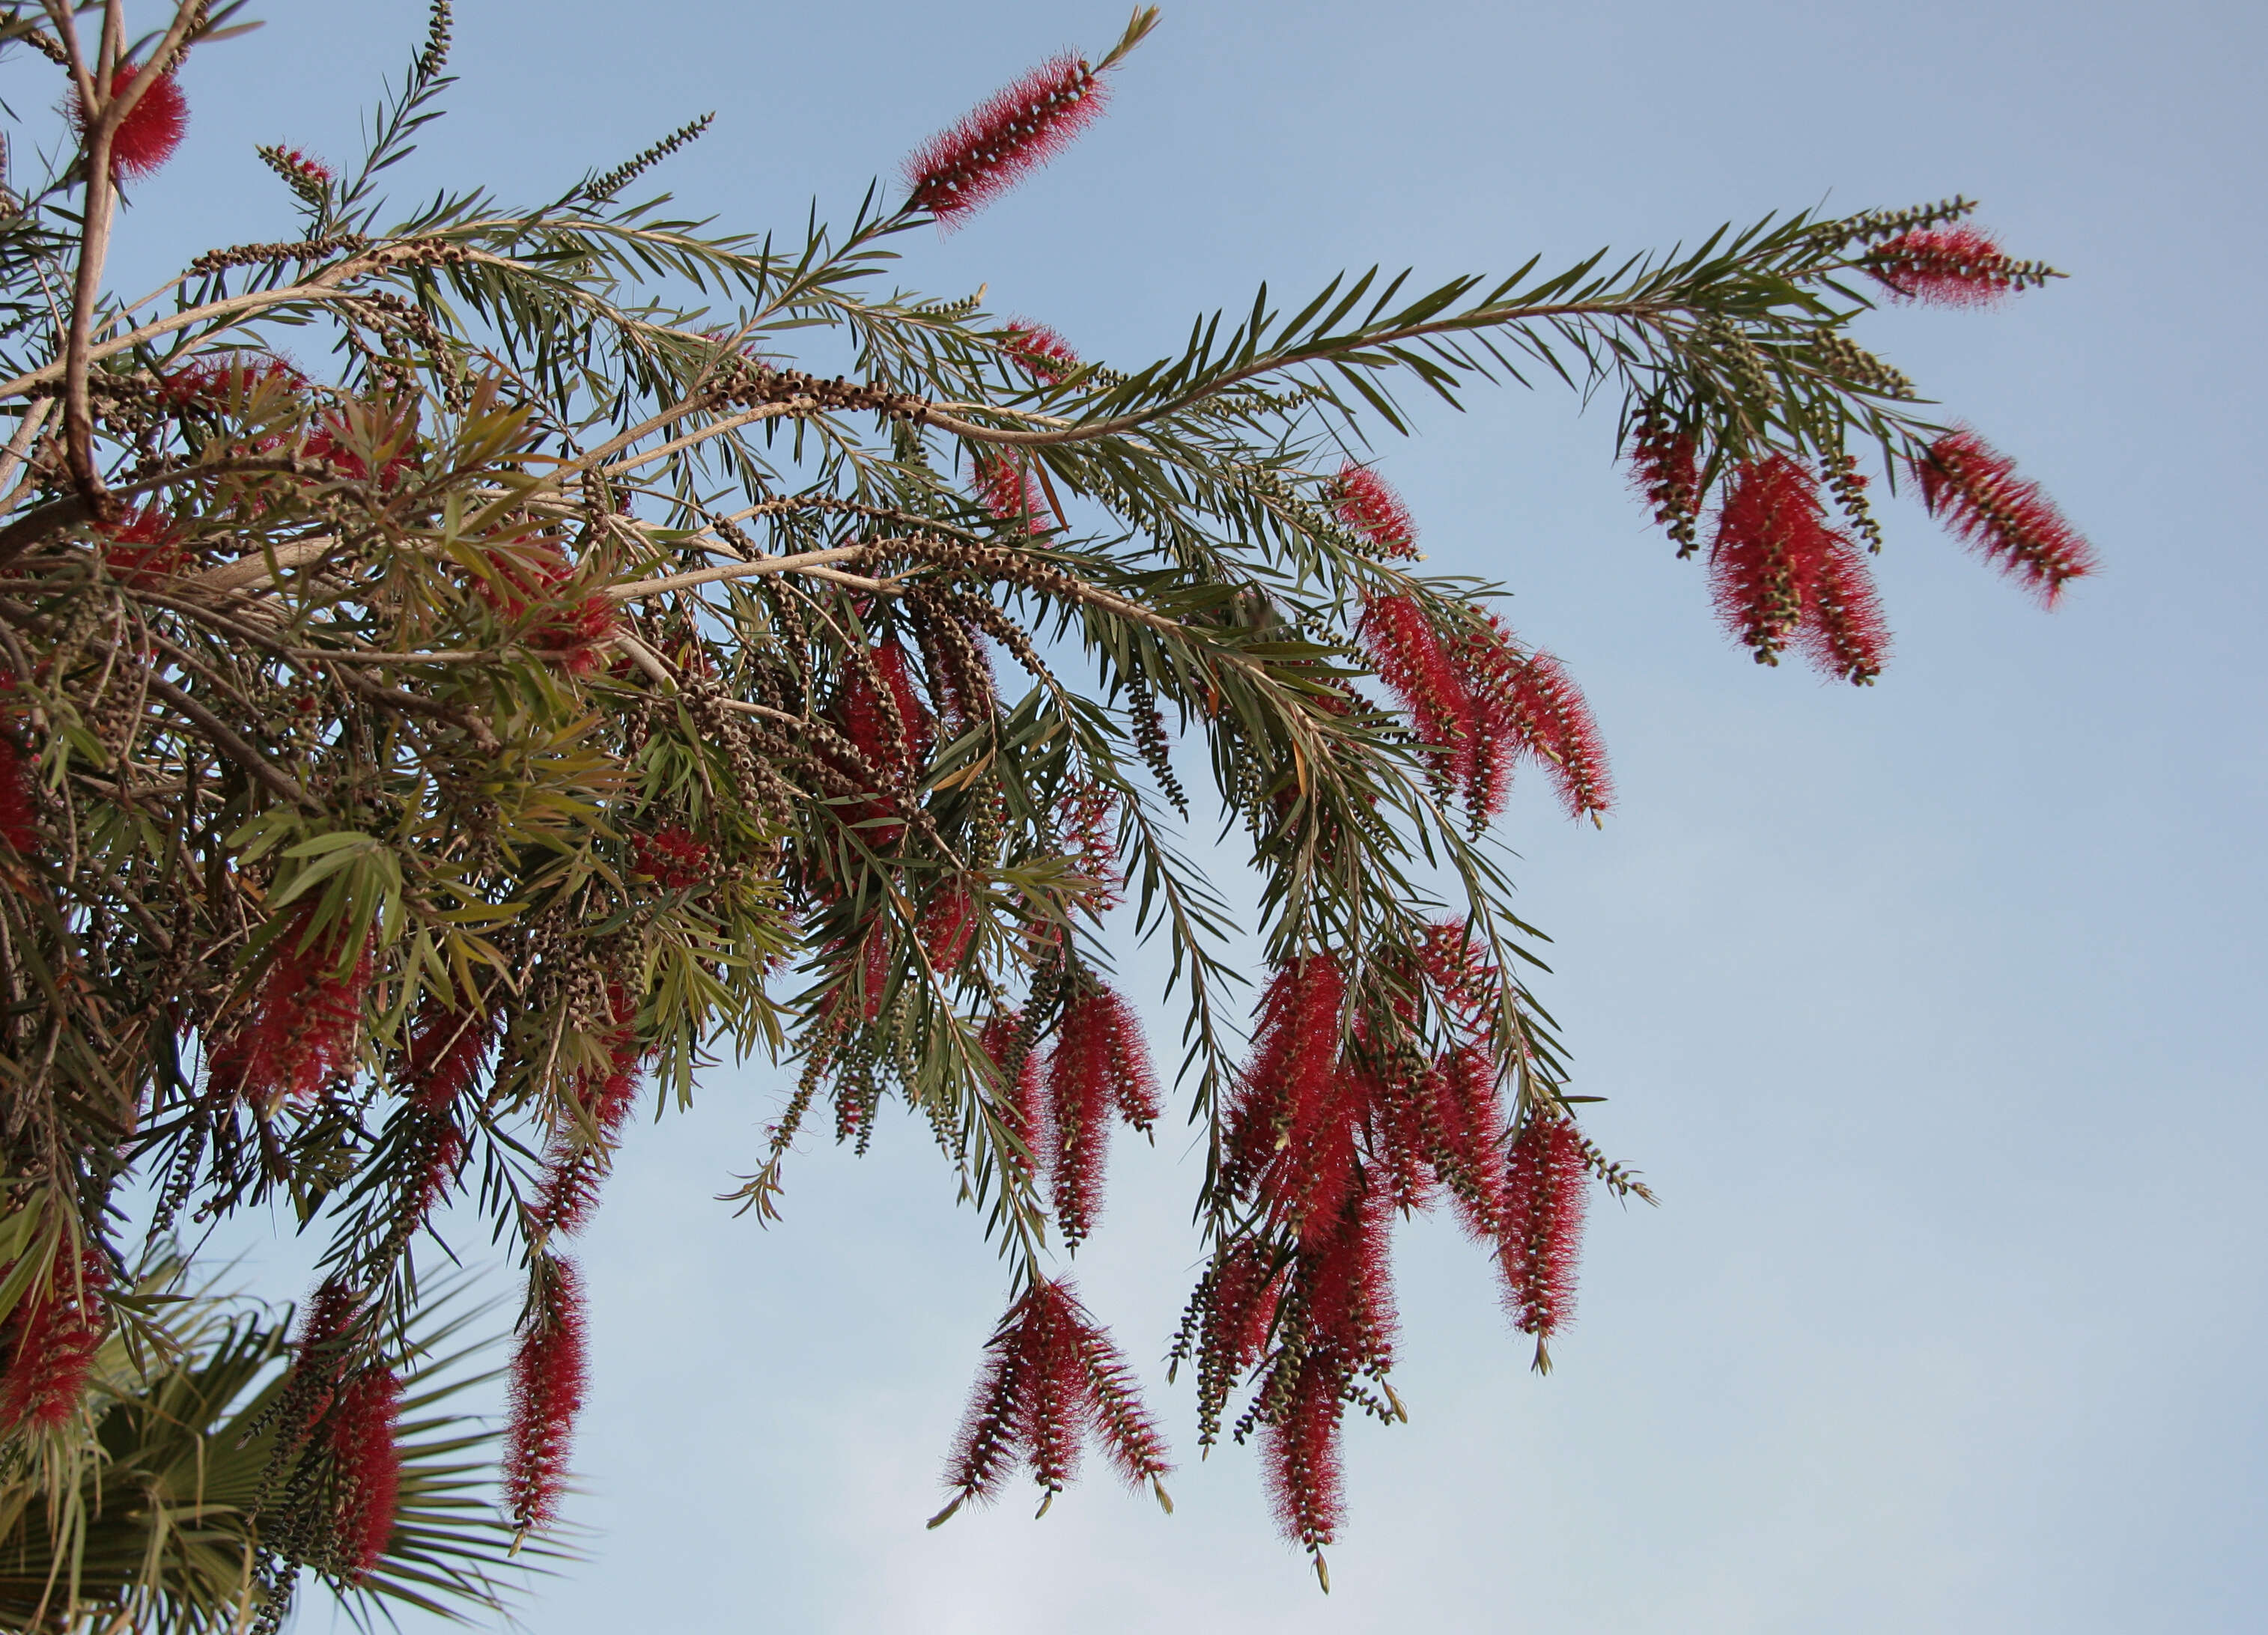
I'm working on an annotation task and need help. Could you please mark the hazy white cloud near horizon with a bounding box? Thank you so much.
[48,0,2264,1629]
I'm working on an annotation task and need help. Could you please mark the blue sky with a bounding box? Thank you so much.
[31,0,2267,1629]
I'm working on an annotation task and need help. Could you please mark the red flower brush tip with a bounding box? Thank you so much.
[1865,227,2022,307]
[329,1367,404,1577]
[933,1277,1171,1523]
[1003,320,1083,385]
[0,1251,109,1431]
[99,505,186,587]
[1333,463,1420,558]
[904,55,1110,228]
[1912,429,2096,606]
[631,824,711,891]
[74,65,189,182]
[505,1259,590,1531]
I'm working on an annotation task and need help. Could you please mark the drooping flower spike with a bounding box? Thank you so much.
[207,907,374,1109]
[0,674,37,859]
[504,1255,590,1532]
[0,1249,109,1431]
[931,1276,1171,1525]
[1500,1112,1590,1372]
[1627,415,1703,556]
[1045,983,1161,1249]
[1911,429,2096,605]
[327,1366,404,1578]
[1709,454,1890,683]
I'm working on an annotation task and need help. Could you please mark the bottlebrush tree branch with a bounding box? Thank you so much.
[0,1,2097,1601]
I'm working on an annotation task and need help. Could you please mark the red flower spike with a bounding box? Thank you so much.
[0,1251,109,1431]
[1628,419,1703,553]
[1450,616,1615,820]
[1046,985,1158,1249]
[1301,1186,1398,1379]
[630,825,711,891]
[1796,534,1891,684]
[75,66,189,181]
[972,451,1051,534]
[505,1259,589,1532]
[838,641,934,841]
[1865,227,2024,307]
[1709,454,1894,681]
[979,1010,1050,1181]
[934,1278,1171,1523]
[904,55,1110,228]
[1417,919,1502,1039]
[1056,784,1124,910]
[406,1109,466,1232]
[160,352,302,409]
[1333,463,1420,559]
[1259,1353,1347,1568]
[483,542,620,672]
[1500,1114,1590,1371]
[98,506,187,586]
[1221,954,1348,1209]
[1358,594,1476,791]
[207,908,373,1107]
[327,1366,403,1578]
[919,881,979,972]
[1429,1044,1510,1240]
[404,1002,496,1112]
[0,708,37,858]
[1003,320,1082,386]
[1912,429,2097,606]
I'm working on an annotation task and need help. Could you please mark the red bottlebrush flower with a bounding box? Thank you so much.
[207,908,372,1108]
[971,451,1052,534]
[1358,594,1476,791]
[1795,532,1892,684]
[505,1258,589,1532]
[1002,320,1082,385]
[0,1251,109,1431]
[1417,919,1501,1038]
[1045,984,1159,1249]
[1452,617,1616,819]
[160,351,302,408]
[630,824,711,891]
[919,881,979,972]
[406,1107,466,1233]
[1056,783,1123,910]
[1911,428,2097,606]
[1300,1184,1398,1380]
[1332,463,1420,559]
[1864,227,2027,307]
[404,1001,497,1113]
[1709,453,1892,681]
[327,1366,403,1578]
[98,506,187,586]
[1222,954,1349,1218]
[264,144,332,186]
[0,680,37,857]
[1629,416,1703,554]
[534,1007,644,1239]
[1500,1113,1589,1371]
[1428,1044,1509,1240]
[74,66,189,181]
[934,1277,1171,1523]
[284,1279,362,1431]
[484,541,619,672]
[904,55,1111,228]
[839,639,934,806]
[1259,1354,1347,1574]
[979,1009,1048,1181]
